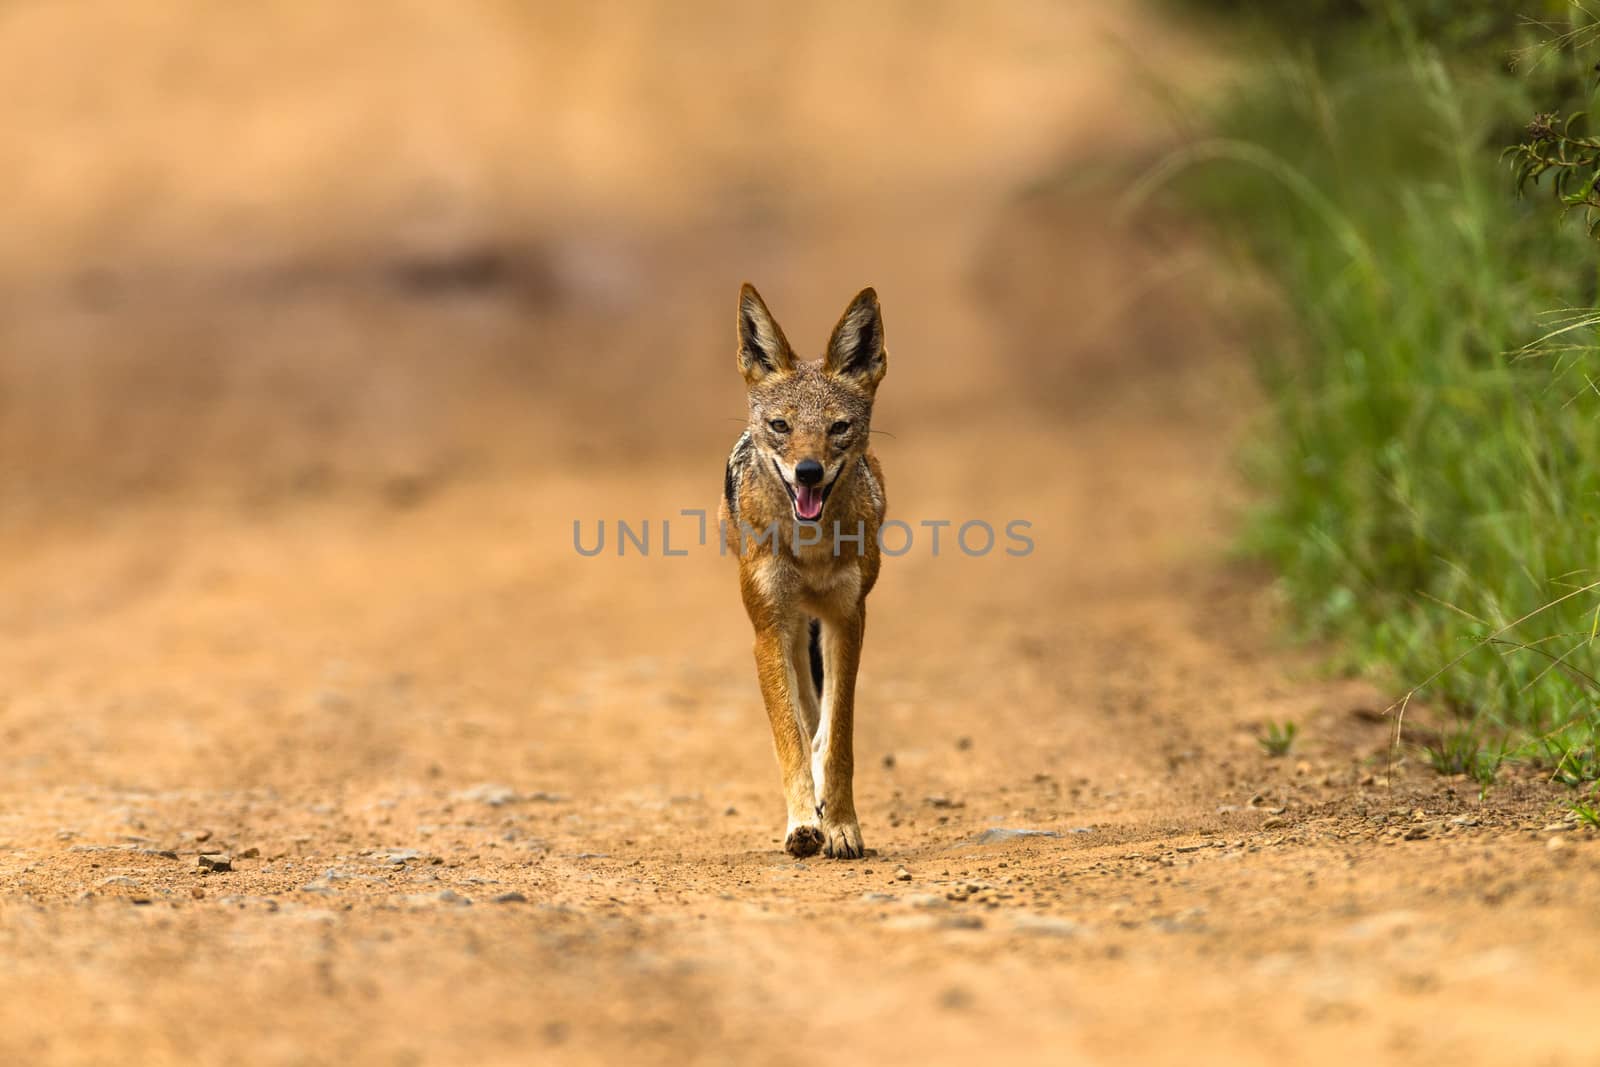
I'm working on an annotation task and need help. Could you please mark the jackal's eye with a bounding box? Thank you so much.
[768,418,790,434]
[829,420,852,435]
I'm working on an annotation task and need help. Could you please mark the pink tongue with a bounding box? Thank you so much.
[795,484,823,520]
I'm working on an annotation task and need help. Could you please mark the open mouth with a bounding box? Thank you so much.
[775,461,834,522]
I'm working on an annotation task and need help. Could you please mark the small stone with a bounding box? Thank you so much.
[882,753,896,769]
[491,891,528,904]
[972,828,1061,845]
[139,849,180,860]
[375,848,425,866]
[724,807,738,817]
[453,783,520,807]
[198,854,233,872]
[400,893,437,909]
[1547,835,1567,852]
[1010,913,1085,938]
[238,847,261,859]
[98,876,141,888]
[1262,817,1286,830]
[955,736,973,751]
[924,795,963,809]
[894,866,912,881]
[286,909,341,924]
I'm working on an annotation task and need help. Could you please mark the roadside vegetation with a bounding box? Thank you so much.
[1165,1,1600,790]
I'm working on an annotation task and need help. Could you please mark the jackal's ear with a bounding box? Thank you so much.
[736,283,795,384]
[824,287,887,388]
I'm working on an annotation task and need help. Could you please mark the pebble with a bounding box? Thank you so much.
[198,854,233,872]
[374,848,439,866]
[491,891,528,904]
[453,783,520,807]
[285,909,341,925]
[972,828,1061,845]
[400,893,442,910]
[215,895,280,912]
[893,866,912,881]
[1010,913,1086,938]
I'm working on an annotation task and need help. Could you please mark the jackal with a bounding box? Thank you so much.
[719,283,887,859]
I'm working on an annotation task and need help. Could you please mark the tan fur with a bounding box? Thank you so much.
[719,283,888,859]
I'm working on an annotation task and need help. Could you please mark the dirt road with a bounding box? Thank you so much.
[0,4,1596,1066]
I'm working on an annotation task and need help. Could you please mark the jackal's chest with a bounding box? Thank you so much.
[750,552,864,620]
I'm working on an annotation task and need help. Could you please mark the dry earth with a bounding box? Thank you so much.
[0,4,1596,1066]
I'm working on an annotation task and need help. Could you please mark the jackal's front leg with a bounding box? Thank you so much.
[815,611,865,859]
[752,624,823,857]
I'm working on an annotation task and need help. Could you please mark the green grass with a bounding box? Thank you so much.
[1258,719,1299,757]
[1166,4,1600,785]
[1572,788,1600,826]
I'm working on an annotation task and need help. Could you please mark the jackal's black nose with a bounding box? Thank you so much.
[794,459,824,487]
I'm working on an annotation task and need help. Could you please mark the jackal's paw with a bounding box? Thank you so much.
[785,822,824,858]
[822,817,864,860]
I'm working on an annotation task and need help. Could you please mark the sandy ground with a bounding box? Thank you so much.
[1,4,1597,1066]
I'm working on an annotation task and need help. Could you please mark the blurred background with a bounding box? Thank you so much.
[0,0,1207,514]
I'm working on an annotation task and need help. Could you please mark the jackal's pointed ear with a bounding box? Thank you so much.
[736,283,795,385]
[824,287,887,388]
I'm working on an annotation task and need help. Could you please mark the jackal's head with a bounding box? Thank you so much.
[735,283,887,524]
